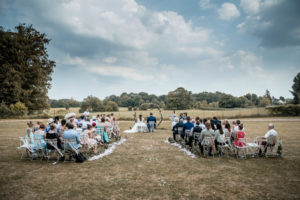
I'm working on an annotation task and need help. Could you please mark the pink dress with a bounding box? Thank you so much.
[233,131,246,147]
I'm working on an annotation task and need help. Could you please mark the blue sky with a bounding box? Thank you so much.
[1,0,299,100]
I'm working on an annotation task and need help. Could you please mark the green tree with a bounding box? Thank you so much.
[166,87,193,110]
[258,97,271,107]
[0,101,11,117]
[219,95,237,108]
[80,96,105,113]
[105,101,119,111]
[0,24,55,112]
[290,72,300,104]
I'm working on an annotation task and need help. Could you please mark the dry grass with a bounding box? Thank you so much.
[0,118,300,199]
[46,107,270,120]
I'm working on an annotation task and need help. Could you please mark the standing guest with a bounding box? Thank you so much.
[172,117,179,129]
[34,121,42,132]
[172,118,184,140]
[183,116,194,145]
[169,110,177,122]
[199,122,214,156]
[26,121,34,145]
[83,109,90,120]
[215,123,226,152]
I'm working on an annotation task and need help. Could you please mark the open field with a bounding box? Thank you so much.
[0,118,300,199]
[46,107,271,120]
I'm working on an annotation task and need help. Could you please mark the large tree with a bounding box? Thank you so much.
[0,24,55,112]
[166,87,193,110]
[290,72,300,104]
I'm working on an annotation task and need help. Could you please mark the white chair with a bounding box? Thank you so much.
[17,137,34,160]
[234,138,248,158]
[62,138,79,162]
[45,139,63,162]
[202,136,215,157]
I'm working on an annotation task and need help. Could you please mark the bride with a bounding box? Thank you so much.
[124,114,148,133]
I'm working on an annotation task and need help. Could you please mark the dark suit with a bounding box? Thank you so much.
[147,116,156,130]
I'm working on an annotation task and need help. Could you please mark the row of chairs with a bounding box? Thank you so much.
[176,128,282,158]
[18,137,79,162]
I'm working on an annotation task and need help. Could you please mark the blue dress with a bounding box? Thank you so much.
[25,128,34,145]
[33,132,46,150]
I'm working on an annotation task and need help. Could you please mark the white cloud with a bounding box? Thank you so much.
[240,0,260,14]
[89,66,153,81]
[104,57,117,64]
[218,3,240,20]
[199,0,215,9]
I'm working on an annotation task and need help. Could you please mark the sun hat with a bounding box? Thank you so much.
[48,118,54,124]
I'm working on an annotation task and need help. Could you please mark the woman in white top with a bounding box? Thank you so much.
[215,123,226,151]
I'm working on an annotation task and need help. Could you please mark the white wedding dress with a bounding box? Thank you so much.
[124,118,148,133]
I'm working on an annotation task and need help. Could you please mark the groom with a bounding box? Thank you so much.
[147,112,156,132]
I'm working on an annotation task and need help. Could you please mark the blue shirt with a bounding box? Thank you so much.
[63,129,81,150]
[183,122,194,134]
[147,116,156,123]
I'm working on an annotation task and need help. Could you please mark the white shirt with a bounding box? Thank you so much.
[83,111,90,116]
[234,125,244,132]
[264,129,278,138]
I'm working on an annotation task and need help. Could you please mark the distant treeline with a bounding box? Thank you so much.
[49,88,290,110]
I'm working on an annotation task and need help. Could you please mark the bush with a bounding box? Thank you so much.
[266,104,300,116]
[0,101,11,117]
[10,102,28,116]
[105,101,119,111]
[139,103,149,110]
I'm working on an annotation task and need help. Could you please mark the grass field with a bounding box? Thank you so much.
[46,107,271,120]
[0,118,300,199]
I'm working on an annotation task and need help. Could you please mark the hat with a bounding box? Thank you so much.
[48,118,54,124]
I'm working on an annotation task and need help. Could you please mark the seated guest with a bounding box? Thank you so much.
[183,116,194,146]
[70,118,77,130]
[44,124,58,150]
[79,116,88,131]
[63,123,81,150]
[54,116,60,129]
[58,119,67,149]
[210,119,216,131]
[82,124,97,153]
[215,123,226,151]
[213,116,221,127]
[190,120,202,146]
[258,124,278,155]
[172,118,184,140]
[33,124,46,150]
[199,122,214,155]
[45,118,55,134]
[233,124,246,147]
[199,118,206,130]
[34,120,42,132]
[104,118,112,137]
[224,123,231,138]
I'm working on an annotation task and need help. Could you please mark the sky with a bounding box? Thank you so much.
[0,0,299,100]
